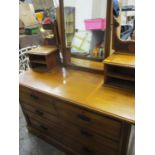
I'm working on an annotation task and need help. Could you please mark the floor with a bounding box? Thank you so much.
[19,106,65,155]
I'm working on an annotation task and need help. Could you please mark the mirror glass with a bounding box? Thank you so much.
[19,0,60,48]
[120,0,135,40]
[63,0,107,70]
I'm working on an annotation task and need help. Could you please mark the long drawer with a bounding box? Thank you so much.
[62,135,118,155]
[28,117,63,143]
[55,100,122,141]
[19,86,57,115]
[60,120,119,151]
[28,115,117,155]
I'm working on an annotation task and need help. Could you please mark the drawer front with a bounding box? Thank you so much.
[56,101,122,140]
[60,119,119,151]
[19,86,57,115]
[62,135,118,155]
[22,103,60,125]
[28,127,80,155]
[28,126,117,155]
[28,116,63,142]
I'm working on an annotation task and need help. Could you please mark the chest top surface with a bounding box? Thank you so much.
[104,53,135,68]
[19,67,135,124]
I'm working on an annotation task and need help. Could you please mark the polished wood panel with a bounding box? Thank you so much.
[19,67,135,124]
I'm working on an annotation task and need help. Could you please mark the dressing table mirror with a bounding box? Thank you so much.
[59,0,108,72]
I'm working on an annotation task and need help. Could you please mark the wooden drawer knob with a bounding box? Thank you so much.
[77,114,91,122]
[82,147,94,155]
[80,130,93,138]
[35,110,44,116]
[30,94,38,100]
[39,124,48,131]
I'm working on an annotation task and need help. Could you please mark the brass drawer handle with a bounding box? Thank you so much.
[39,124,48,131]
[35,110,44,116]
[77,114,91,122]
[82,147,94,155]
[80,130,93,138]
[30,94,38,100]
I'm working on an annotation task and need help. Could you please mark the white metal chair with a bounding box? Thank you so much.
[19,46,38,74]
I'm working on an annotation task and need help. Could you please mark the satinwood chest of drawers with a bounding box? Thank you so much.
[19,67,135,155]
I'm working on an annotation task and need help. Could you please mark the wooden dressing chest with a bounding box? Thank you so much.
[19,67,134,155]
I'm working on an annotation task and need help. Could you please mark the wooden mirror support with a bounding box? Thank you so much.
[113,17,135,54]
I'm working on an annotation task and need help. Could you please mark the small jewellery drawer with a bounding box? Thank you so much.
[19,86,57,115]
[56,101,122,140]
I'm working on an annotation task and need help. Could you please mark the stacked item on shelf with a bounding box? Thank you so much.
[64,7,75,47]
[84,18,106,31]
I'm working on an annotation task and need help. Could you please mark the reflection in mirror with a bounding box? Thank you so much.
[112,0,135,53]
[19,0,62,52]
[120,0,135,41]
[63,0,107,71]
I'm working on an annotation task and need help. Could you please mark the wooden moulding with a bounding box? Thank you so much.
[112,17,135,54]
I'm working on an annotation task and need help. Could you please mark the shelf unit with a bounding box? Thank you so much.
[27,46,60,71]
[104,53,135,90]
[25,19,60,72]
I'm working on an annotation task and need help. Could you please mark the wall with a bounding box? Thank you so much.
[92,0,107,19]
[64,0,107,30]
[75,0,93,30]
[121,0,135,24]
[64,0,76,7]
